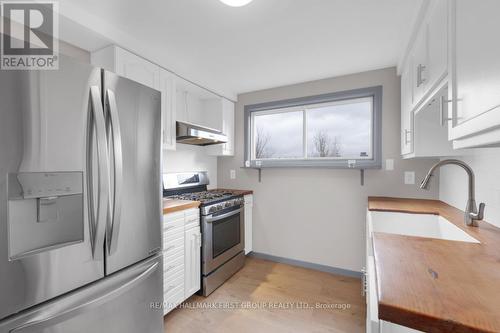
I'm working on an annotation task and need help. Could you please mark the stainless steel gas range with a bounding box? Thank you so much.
[163,172,245,296]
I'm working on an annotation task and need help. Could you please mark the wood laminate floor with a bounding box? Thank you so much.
[164,257,366,333]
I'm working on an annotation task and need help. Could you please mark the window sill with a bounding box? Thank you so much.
[241,162,382,169]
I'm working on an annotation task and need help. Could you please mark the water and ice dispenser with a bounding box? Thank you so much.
[7,172,84,260]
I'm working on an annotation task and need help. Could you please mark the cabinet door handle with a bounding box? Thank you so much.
[439,96,454,127]
[417,64,426,87]
[165,245,176,252]
[404,129,412,145]
[361,267,367,296]
[166,265,176,272]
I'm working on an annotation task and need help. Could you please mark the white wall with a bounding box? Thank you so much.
[163,145,218,189]
[218,67,439,272]
[60,40,90,63]
[439,149,500,228]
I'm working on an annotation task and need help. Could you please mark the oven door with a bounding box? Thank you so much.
[202,206,244,274]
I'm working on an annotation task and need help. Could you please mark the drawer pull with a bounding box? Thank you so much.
[165,245,176,252]
[165,225,175,231]
[165,285,175,293]
[166,265,176,272]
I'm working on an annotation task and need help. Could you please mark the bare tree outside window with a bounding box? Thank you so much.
[255,126,273,158]
[312,131,342,157]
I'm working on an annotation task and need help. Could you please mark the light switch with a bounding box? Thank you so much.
[385,159,394,171]
[404,171,415,185]
[230,169,236,180]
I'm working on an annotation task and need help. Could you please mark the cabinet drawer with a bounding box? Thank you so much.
[163,255,184,280]
[164,211,184,222]
[164,225,184,241]
[163,217,184,231]
[184,208,199,218]
[163,236,184,255]
[163,288,185,315]
[164,271,184,297]
[185,215,200,229]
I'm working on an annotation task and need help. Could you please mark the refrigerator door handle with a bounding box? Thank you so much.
[87,86,110,260]
[105,89,123,255]
[9,260,159,333]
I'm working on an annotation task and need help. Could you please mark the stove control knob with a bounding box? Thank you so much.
[209,206,217,214]
[225,201,232,208]
[217,204,223,211]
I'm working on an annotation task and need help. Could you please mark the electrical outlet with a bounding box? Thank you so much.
[404,171,415,185]
[385,159,394,171]
[230,169,236,180]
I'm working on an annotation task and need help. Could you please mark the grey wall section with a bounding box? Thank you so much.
[218,67,439,272]
[439,149,500,229]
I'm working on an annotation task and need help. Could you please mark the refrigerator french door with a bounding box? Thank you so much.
[0,54,163,331]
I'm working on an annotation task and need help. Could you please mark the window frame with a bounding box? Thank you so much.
[243,86,382,169]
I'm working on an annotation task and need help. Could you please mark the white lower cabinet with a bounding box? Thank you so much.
[380,321,422,333]
[163,208,200,315]
[366,211,423,333]
[184,226,201,298]
[244,194,253,255]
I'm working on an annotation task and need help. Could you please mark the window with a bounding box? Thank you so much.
[244,86,382,168]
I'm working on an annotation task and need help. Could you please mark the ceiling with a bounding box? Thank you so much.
[59,0,422,99]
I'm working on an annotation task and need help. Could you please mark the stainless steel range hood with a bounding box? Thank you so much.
[176,121,228,146]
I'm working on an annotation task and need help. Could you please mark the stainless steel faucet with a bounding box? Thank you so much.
[420,159,485,227]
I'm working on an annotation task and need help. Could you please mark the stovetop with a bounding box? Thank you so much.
[166,190,237,206]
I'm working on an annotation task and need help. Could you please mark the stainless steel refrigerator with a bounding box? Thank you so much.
[0,54,164,332]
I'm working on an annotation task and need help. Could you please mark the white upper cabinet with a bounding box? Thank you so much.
[222,99,235,156]
[426,0,449,91]
[91,45,160,90]
[160,69,177,151]
[91,46,181,151]
[207,99,235,156]
[407,0,448,109]
[400,0,455,158]
[411,28,428,105]
[92,45,236,154]
[401,62,414,156]
[448,0,500,148]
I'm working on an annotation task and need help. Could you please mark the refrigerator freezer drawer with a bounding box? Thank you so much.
[0,254,164,333]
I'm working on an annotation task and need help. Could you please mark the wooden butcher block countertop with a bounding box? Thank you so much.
[368,197,500,333]
[163,199,200,214]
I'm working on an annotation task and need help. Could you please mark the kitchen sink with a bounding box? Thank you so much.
[368,211,480,244]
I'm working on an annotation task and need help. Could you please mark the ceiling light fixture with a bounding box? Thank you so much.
[219,0,253,7]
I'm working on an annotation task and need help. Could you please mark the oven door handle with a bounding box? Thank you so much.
[205,207,242,223]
